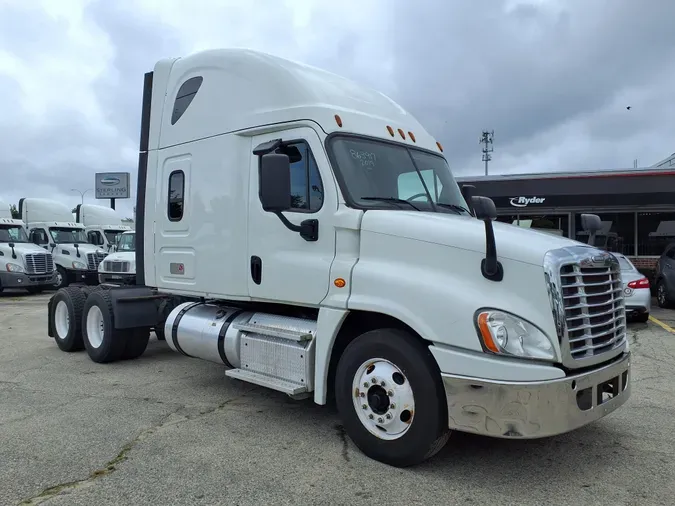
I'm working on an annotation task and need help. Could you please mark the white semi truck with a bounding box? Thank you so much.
[76,203,131,252]
[0,199,57,293]
[46,49,631,467]
[97,230,136,285]
[21,198,108,289]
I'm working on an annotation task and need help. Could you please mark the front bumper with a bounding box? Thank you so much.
[0,271,56,288]
[98,272,136,285]
[441,351,631,438]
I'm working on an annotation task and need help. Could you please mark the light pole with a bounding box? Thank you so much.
[71,188,92,205]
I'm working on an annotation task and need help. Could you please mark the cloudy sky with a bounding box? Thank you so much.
[1,0,674,218]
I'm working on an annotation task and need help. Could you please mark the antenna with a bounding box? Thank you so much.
[480,130,494,176]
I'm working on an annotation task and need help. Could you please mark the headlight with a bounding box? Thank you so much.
[6,263,24,273]
[72,261,87,270]
[475,309,556,361]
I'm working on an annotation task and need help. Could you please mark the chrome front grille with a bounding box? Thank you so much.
[87,252,107,270]
[544,246,627,369]
[560,263,626,360]
[24,253,54,274]
[103,260,130,273]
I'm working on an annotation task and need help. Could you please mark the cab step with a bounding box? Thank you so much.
[225,368,308,396]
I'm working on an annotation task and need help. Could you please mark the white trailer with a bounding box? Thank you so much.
[0,199,57,293]
[76,204,131,251]
[21,198,108,289]
[46,49,631,467]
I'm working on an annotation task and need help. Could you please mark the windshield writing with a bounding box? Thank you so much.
[50,227,88,244]
[328,137,469,214]
[0,225,29,243]
[117,233,135,252]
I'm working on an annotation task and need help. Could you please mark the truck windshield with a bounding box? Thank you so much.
[117,233,135,252]
[104,229,124,245]
[327,136,470,215]
[0,225,29,243]
[49,227,89,244]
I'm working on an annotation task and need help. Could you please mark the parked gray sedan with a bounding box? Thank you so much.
[614,253,651,323]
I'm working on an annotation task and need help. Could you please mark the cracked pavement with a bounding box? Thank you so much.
[1,291,674,506]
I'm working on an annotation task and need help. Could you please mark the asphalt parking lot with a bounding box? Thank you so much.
[1,291,674,506]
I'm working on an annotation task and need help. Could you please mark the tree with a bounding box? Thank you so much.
[9,204,20,219]
[71,207,77,214]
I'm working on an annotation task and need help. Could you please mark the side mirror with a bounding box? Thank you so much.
[580,213,602,246]
[471,196,497,221]
[259,153,291,213]
[580,213,602,233]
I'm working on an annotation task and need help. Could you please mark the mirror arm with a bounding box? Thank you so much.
[274,212,319,242]
[275,212,301,233]
[480,219,504,282]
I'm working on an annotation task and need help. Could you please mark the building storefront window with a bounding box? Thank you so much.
[574,212,635,255]
[498,214,570,238]
[637,212,675,256]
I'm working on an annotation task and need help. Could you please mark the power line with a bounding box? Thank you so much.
[479,130,494,176]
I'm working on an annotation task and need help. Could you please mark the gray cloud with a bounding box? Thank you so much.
[1,0,674,219]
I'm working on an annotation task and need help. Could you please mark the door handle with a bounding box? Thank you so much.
[250,256,262,285]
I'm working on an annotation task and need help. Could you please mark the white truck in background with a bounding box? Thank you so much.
[0,199,57,293]
[21,198,108,289]
[97,230,136,285]
[76,203,131,252]
[46,49,631,467]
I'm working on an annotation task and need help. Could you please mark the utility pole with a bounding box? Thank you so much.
[71,188,92,205]
[479,130,494,176]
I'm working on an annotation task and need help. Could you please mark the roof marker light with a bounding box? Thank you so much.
[386,125,395,137]
[334,114,343,127]
[398,128,406,140]
[408,131,416,142]
[436,141,444,152]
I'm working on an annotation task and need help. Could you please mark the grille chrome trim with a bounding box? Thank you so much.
[24,253,54,274]
[102,260,130,273]
[86,252,108,271]
[544,246,627,369]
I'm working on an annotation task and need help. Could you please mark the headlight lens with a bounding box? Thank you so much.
[72,261,87,270]
[476,309,556,361]
[6,263,24,273]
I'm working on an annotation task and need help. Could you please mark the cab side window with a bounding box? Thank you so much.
[277,141,323,212]
[30,228,48,245]
[88,231,103,245]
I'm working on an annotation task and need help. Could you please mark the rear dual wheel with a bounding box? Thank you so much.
[82,290,150,362]
[335,328,450,467]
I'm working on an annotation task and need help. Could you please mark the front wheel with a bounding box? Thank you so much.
[54,266,68,290]
[335,328,450,467]
[656,281,674,309]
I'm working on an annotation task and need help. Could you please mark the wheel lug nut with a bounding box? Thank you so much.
[378,417,384,423]
[360,392,365,397]
[380,381,385,386]
[372,378,377,384]
[390,403,396,409]
[362,404,368,409]
[388,390,394,396]
[363,382,369,387]
[386,413,392,420]
[368,414,374,419]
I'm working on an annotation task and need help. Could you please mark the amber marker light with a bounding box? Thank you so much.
[334,278,346,288]
[436,141,444,152]
[398,128,406,139]
[334,114,343,127]
[477,312,500,353]
[386,125,395,137]
[408,131,416,142]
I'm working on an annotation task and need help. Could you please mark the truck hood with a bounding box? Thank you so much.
[0,242,50,256]
[360,210,588,266]
[54,244,106,256]
[103,252,134,262]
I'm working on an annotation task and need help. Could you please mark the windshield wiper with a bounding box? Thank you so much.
[436,203,470,215]
[360,197,422,211]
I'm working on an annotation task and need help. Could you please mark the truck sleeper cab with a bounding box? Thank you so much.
[21,198,108,289]
[76,203,131,252]
[0,199,57,293]
[46,49,631,468]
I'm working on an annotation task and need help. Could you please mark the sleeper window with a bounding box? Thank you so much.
[168,170,185,221]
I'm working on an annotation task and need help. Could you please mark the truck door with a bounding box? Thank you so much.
[247,127,336,305]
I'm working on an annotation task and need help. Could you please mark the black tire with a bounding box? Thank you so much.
[634,312,649,323]
[122,328,151,360]
[81,290,128,363]
[49,287,87,352]
[334,328,450,467]
[26,286,45,294]
[154,327,166,341]
[656,281,674,309]
[54,266,69,290]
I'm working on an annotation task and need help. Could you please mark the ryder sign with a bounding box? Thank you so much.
[509,196,546,207]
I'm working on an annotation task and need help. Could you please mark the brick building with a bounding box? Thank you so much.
[456,167,675,278]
